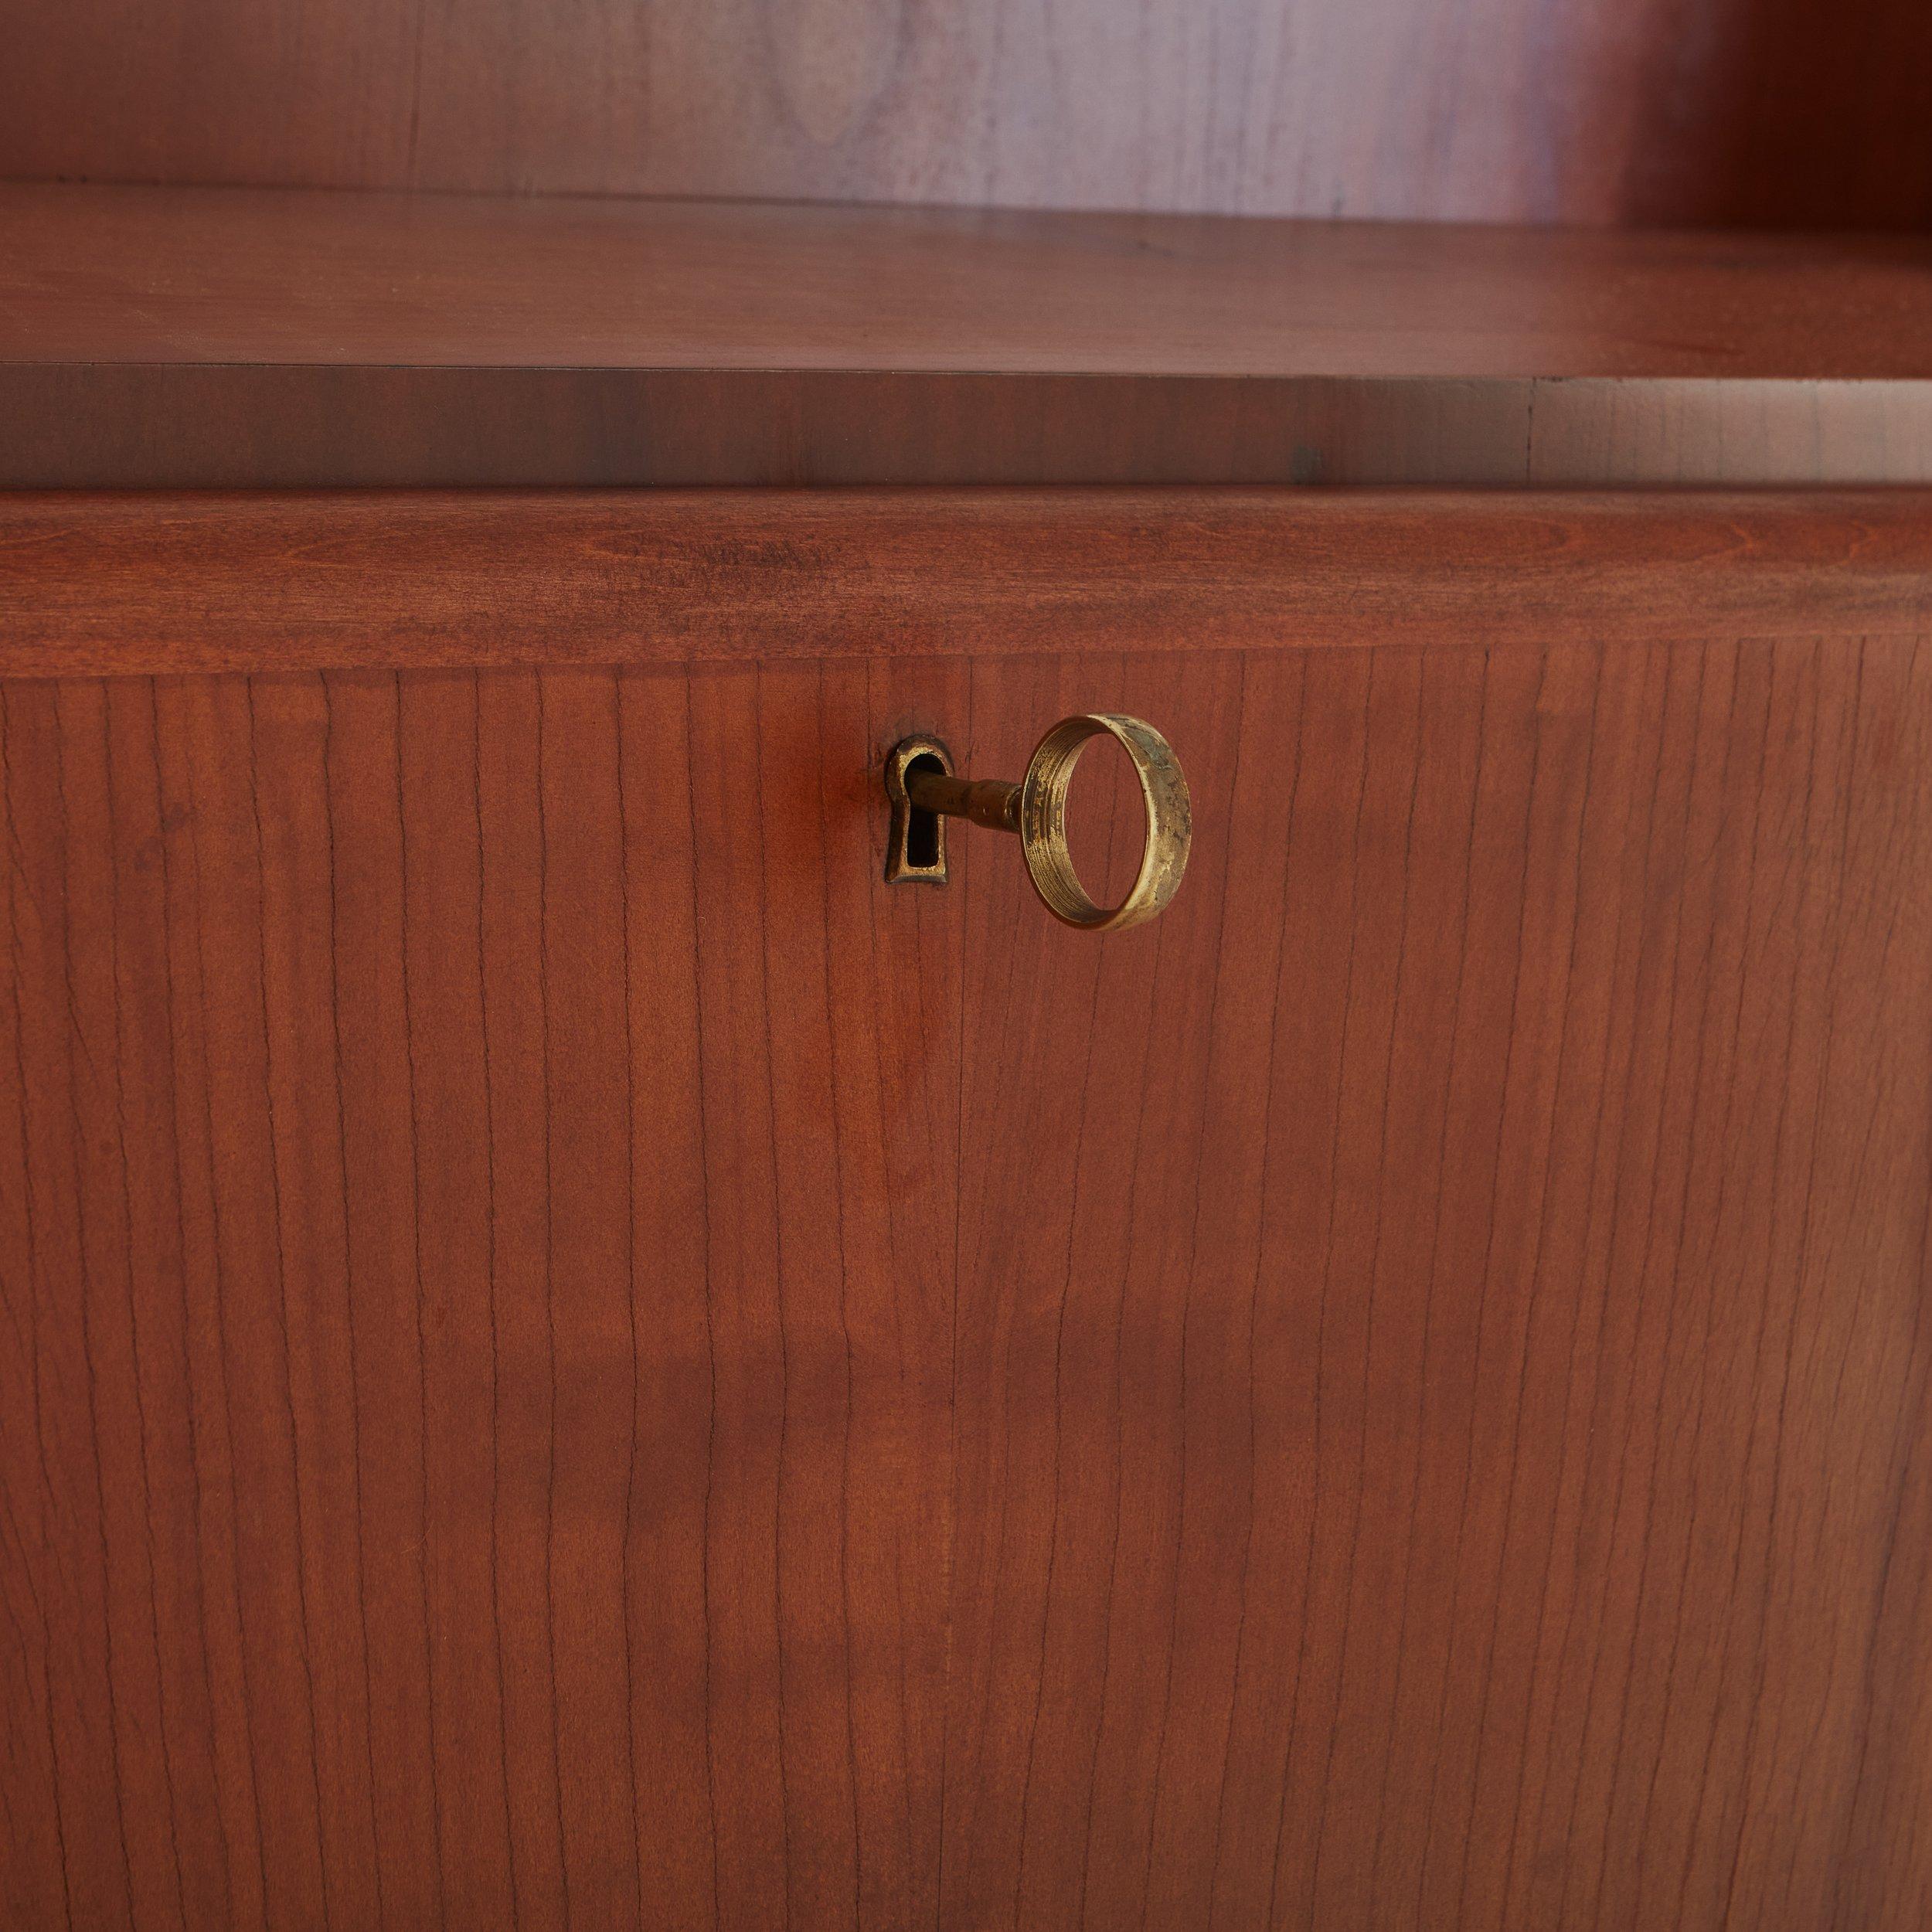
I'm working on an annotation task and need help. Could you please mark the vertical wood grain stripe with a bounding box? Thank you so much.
[940,638,1932,1930]
[3,641,1930,1927]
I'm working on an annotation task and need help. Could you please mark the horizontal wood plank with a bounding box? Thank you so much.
[9,369,1932,492]
[10,189,1932,377]
[5,188,1932,487]
[3,489,1930,679]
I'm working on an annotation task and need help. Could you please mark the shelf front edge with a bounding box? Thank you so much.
[2,488,1929,679]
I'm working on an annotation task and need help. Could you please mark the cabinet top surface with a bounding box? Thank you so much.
[5,182,1931,379]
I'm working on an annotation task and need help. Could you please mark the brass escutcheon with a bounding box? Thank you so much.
[885,714,1192,932]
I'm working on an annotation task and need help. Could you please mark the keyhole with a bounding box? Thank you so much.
[884,735,955,886]
[904,752,946,869]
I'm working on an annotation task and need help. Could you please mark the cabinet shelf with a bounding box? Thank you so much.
[5,182,1930,488]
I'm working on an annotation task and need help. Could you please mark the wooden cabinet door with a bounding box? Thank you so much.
[0,662,961,1930]
[943,641,1932,1930]
[5,634,1930,1928]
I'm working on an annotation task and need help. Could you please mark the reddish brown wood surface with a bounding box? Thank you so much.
[5,637,1930,1926]
[5,189,1932,488]
[945,641,1932,1929]
[12,189,1931,377]
[2,0,1929,229]
[0,662,964,1928]
[10,368,1932,490]
[6,490,1932,680]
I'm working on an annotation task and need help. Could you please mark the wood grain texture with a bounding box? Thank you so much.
[15,369,1932,490]
[12,189,1932,377]
[6,187,1932,490]
[5,634,1931,1925]
[0,660,963,1928]
[944,636,1932,1929]
[7,489,1932,681]
[2,0,1930,228]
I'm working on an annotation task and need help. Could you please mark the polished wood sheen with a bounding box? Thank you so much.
[13,189,1932,376]
[2,0,1930,229]
[5,636,1930,1926]
[5,187,1932,488]
[6,490,1932,680]
[0,662,962,1929]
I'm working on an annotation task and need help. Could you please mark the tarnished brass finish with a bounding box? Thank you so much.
[906,770,1021,834]
[883,733,954,883]
[885,713,1191,931]
[1015,713,1191,930]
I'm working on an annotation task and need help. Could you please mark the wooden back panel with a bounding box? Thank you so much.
[5,633,1929,1926]
[3,0,1930,227]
